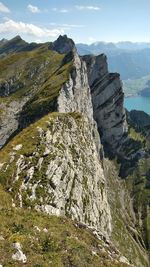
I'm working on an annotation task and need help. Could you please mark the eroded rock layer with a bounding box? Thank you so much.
[83,54,128,152]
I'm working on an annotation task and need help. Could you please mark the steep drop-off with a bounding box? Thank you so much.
[83,54,128,153]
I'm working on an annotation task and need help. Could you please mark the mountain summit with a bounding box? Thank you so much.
[51,34,76,54]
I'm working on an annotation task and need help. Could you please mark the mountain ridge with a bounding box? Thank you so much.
[0,35,150,266]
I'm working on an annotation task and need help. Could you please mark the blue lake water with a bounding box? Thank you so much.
[124,96,150,115]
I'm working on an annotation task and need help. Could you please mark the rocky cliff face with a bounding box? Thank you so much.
[83,54,128,153]
[58,51,93,120]
[0,113,111,238]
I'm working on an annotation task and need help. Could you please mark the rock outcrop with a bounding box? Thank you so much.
[58,50,93,120]
[0,99,29,148]
[83,54,128,153]
[12,242,27,263]
[51,34,75,54]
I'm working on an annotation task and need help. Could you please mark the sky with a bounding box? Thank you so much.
[0,0,150,44]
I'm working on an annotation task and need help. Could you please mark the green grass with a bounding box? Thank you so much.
[128,127,145,142]
[0,45,72,112]
[0,184,130,267]
[0,112,87,206]
[0,45,73,137]
[105,160,150,267]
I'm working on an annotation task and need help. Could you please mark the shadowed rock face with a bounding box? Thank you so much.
[129,110,150,128]
[51,35,75,54]
[83,54,128,153]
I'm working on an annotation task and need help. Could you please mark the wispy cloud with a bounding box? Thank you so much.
[49,22,85,29]
[27,4,40,13]
[60,9,69,13]
[52,8,69,13]
[75,5,101,11]
[0,19,64,38]
[0,2,10,13]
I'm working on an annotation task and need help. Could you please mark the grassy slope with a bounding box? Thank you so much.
[0,113,81,195]
[126,154,150,250]
[0,45,72,125]
[105,159,149,267]
[0,184,130,267]
[115,119,150,264]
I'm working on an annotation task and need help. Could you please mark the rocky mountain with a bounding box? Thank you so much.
[77,41,150,55]
[139,80,150,97]
[83,54,128,153]
[140,87,150,97]
[116,42,150,50]
[77,42,150,82]
[0,38,7,47]
[128,110,150,128]
[0,35,150,267]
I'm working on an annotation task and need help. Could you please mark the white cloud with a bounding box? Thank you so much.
[49,22,84,29]
[52,8,69,13]
[0,19,64,38]
[61,23,84,28]
[75,5,101,11]
[60,9,68,13]
[27,4,40,13]
[0,2,10,13]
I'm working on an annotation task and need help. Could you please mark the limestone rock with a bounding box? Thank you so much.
[83,54,128,152]
[0,113,111,238]
[12,242,27,263]
[0,99,29,148]
[58,49,93,120]
[51,35,75,54]
[0,236,4,241]
[119,256,130,265]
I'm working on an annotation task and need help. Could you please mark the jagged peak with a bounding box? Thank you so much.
[8,35,27,44]
[0,38,7,43]
[51,34,76,54]
[12,35,22,40]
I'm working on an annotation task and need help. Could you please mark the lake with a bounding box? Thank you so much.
[124,96,150,115]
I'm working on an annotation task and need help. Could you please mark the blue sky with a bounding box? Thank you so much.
[0,0,150,43]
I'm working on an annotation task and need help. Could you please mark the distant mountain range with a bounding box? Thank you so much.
[77,41,150,96]
[77,42,150,80]
[77,41,150,54]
